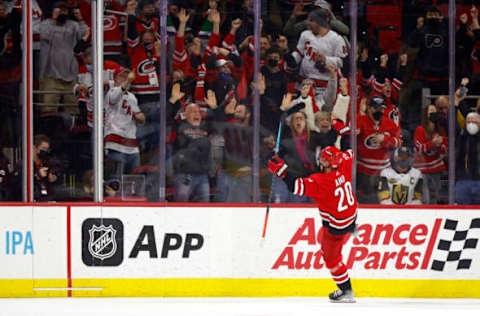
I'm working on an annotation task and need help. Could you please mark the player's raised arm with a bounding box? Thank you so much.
[268,155,315,197]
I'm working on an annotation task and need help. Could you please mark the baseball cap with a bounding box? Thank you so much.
[314,0,330,10]
[114,66,129,79]
[53,1,68,10]
[308,8,330,28]
[368,96,386,108]
[216,59,232,68]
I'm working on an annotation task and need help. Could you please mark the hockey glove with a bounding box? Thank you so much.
[268,156,288,178]
[332,119,351,136]
[284,53,297,69]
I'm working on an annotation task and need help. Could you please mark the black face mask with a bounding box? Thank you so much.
[143,42,153,51]
[426,18,440,28]
[145,13,156,19]
[429,112,440,123]
[372,111,383,121]
[190,55,201,69]
[56,14,68,25]
[38,150,50,162]
[268,59,278,68]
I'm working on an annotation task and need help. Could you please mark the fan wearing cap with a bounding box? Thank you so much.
[356,96,402,203]
[283,1,350,45]
[289,8,347,101]
[104,68,145,178]
[377,147,424,205]
[269,145,357,303]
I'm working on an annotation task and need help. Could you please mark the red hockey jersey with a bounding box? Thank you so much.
[135,18,160,38]
[127,44,160,96]
[413,126,447,174]
[104,13,123,56]
[357,113,402,175]
[294,149,357,231]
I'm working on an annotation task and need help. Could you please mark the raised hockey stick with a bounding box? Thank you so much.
[261,103,305,241]
[261,119,283,240]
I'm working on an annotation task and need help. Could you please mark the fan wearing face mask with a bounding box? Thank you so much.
[413,102,448,204]
[356,96,402,203]
[126,0,159,38]
[455,112,480,204]
[377,147,424,205]
[38,1,88,115]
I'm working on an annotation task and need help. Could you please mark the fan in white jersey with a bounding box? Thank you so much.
[104,68,146,178]
[377,146,425,205]
[291,8,347,102]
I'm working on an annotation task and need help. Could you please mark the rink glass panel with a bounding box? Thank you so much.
[0,3,23,202]
[163,1,257,203]
[354,1,453,205]
[16,1,472,205]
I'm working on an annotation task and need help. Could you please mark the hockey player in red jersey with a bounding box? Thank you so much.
[269,146,357,303]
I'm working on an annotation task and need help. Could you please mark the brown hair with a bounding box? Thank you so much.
[34,134,50,147]
[289,111,310,142]
[420,105,443,140]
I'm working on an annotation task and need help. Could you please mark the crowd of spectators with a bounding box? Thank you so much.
[0,0,480,205]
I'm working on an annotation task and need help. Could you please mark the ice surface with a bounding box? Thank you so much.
[0,297,479,316]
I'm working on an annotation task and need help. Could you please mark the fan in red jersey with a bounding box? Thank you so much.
[356,95,402,203]
[268,145,357,303]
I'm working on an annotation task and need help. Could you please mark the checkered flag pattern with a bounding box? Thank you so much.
[431,218,480,271]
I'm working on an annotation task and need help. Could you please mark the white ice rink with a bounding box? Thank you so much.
[0,297,479,316]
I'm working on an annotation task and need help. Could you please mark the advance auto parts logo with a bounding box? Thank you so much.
[82,218,124,266]
[272,217,480,272]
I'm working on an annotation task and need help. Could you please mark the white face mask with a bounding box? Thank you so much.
[466,122,479,135]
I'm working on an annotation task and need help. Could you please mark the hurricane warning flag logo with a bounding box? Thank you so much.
[88,225,117,260]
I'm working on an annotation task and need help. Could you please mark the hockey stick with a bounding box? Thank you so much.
[261,102,305,240]
[261,119,283,240]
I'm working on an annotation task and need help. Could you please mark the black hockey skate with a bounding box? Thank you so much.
[328,289,356,303]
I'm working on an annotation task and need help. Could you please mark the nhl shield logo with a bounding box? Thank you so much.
[82,218,123,266]
[88,225,117,260]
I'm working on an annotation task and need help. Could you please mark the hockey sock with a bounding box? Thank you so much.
[338,279,352,292]
[329,262,351,291]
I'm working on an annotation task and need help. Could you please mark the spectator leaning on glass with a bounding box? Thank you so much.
[377,146,424,205]
[456,111,480,205]
[413,99,448,204]
[356,96,402,204]
[172,90,218,203]
[39,1,88,115]
[104,68,146,179]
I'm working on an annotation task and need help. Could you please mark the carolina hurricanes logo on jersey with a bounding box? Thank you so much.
[388,109,400,126]
[137,60,155,76]
[364,134,382,149]
[104,15,118,31]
